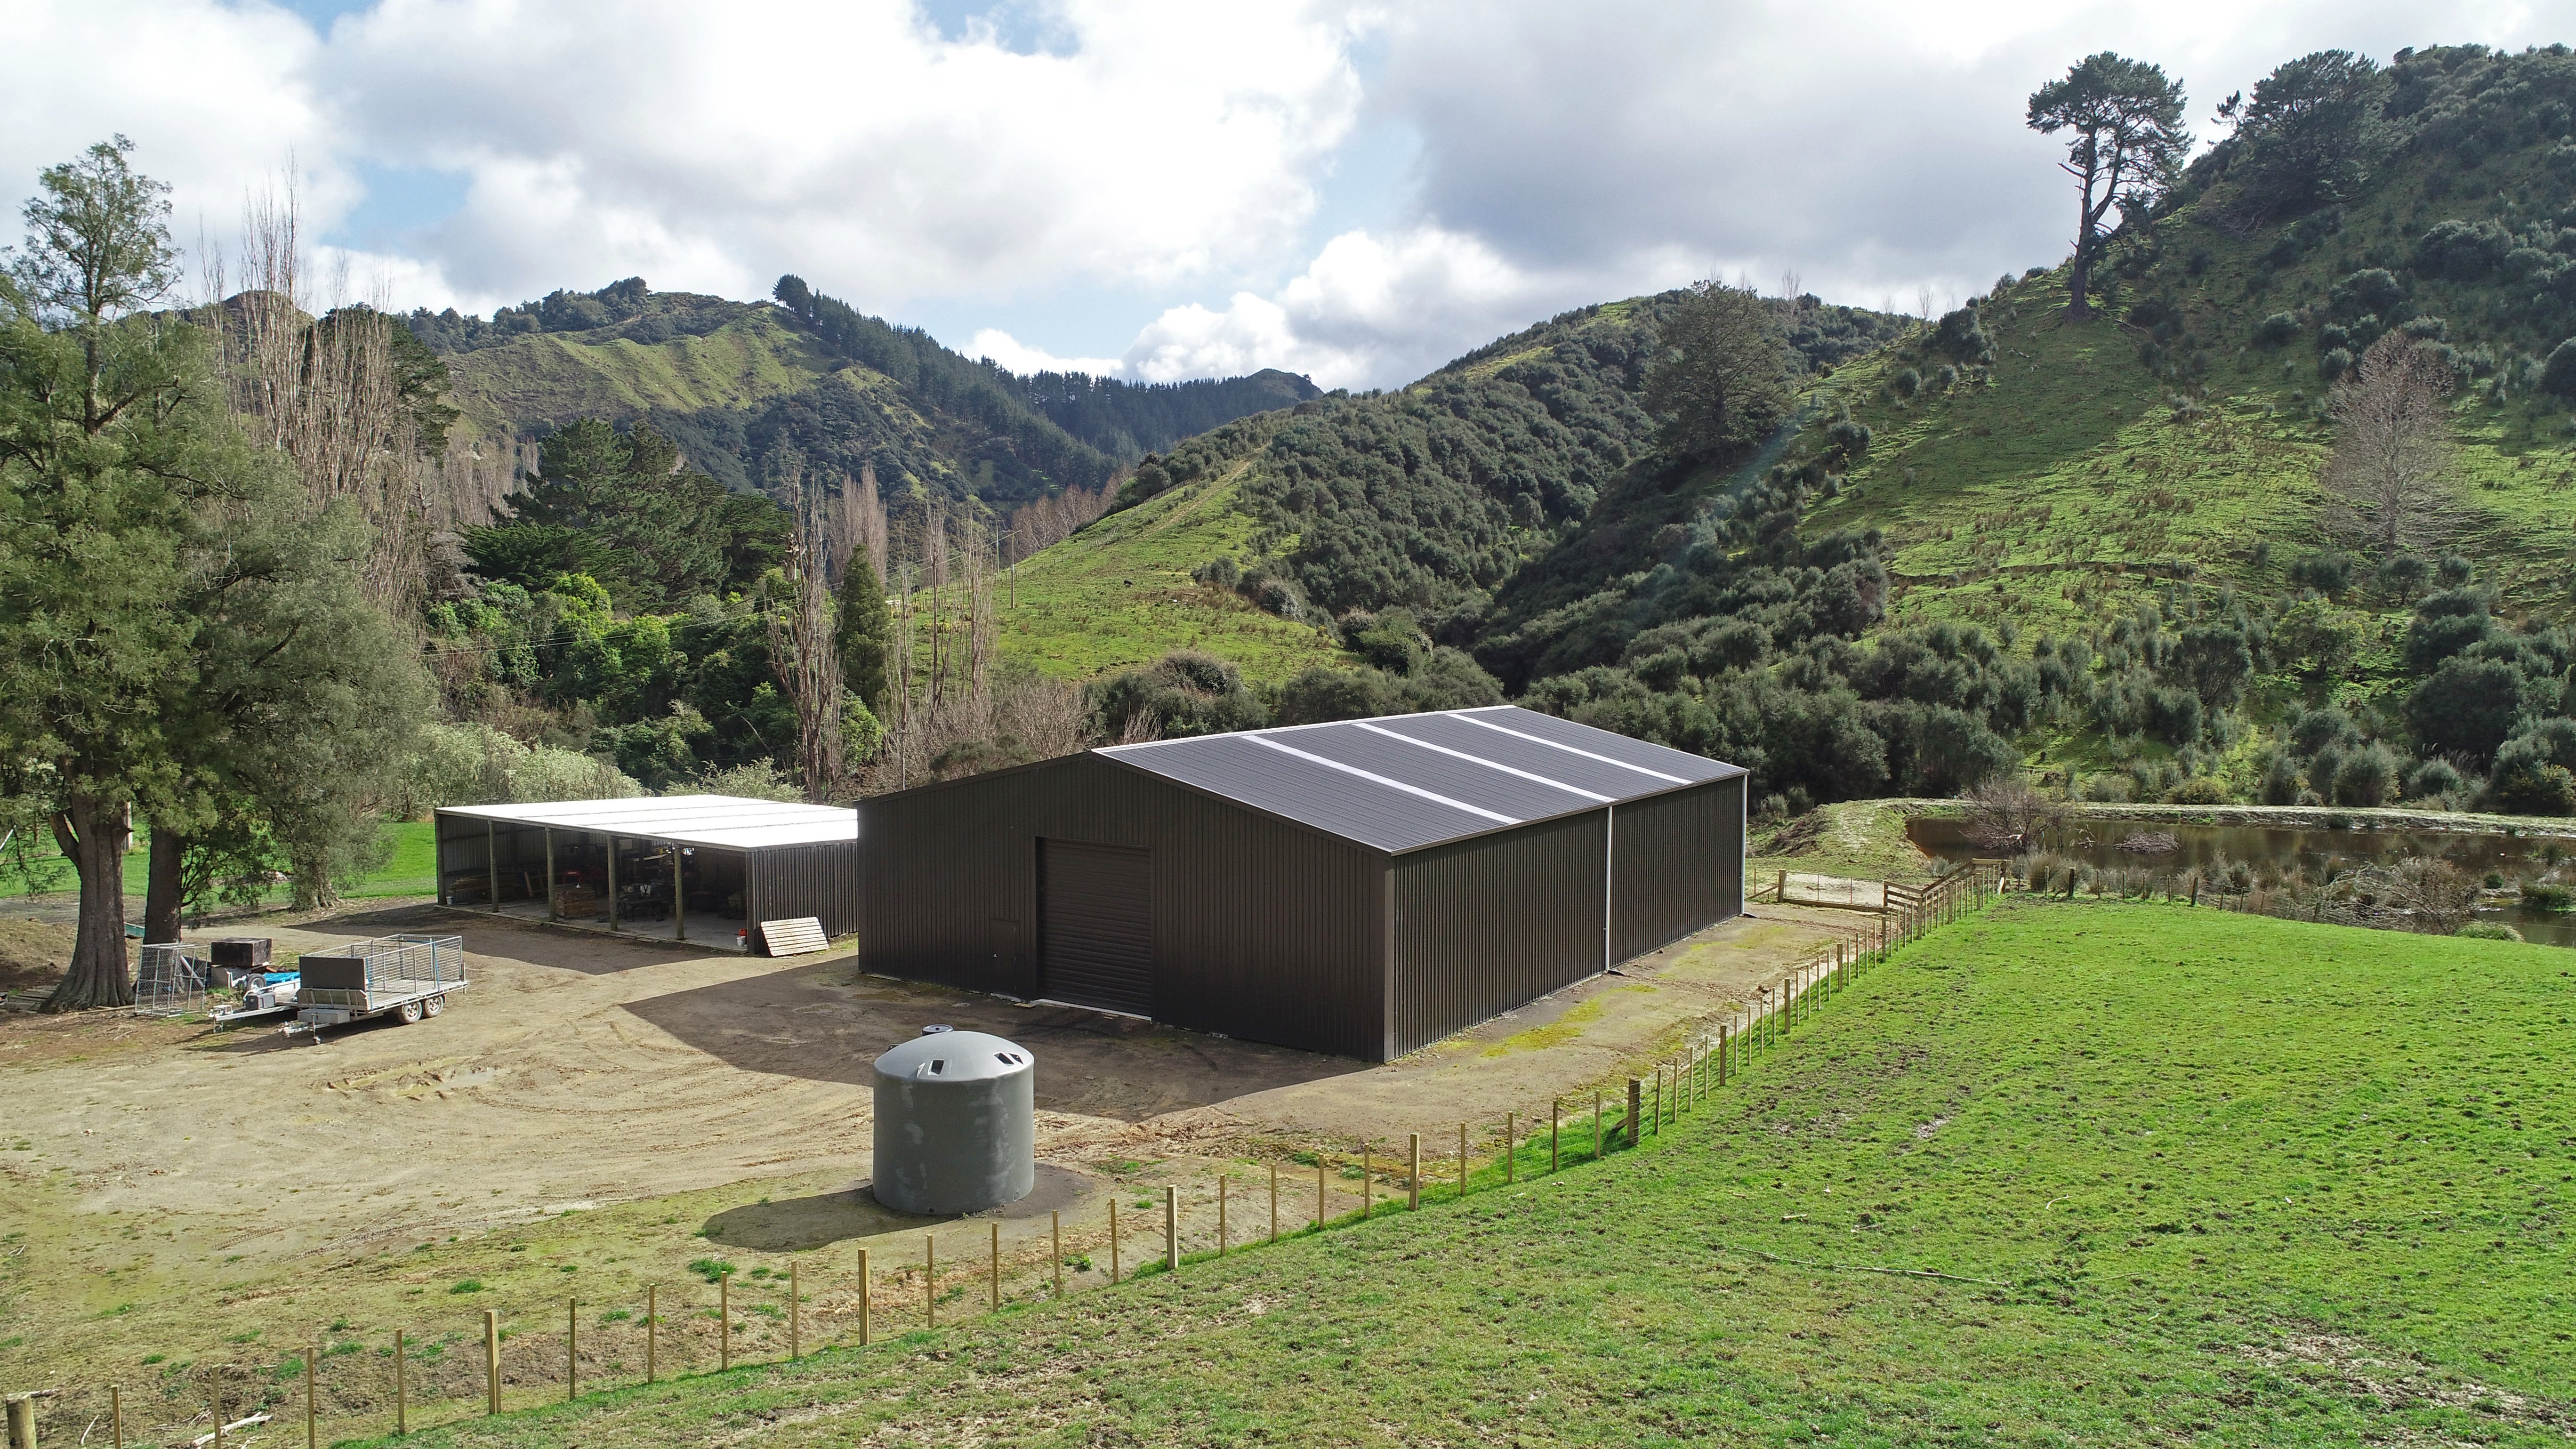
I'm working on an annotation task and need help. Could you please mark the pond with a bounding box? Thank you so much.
[1907,814,2576,947]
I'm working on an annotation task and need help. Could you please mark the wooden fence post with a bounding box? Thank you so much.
[215,1380,226,1449]
[990,1222,1000,1311]
[924,1240,934,1330]
[1551,1100,1561,1172]
[1110,1201,1119,1283]
[1718,1022,1729,1085]
[1052,1215,1063,1296]
[1164,1186,1179,1272]
[857,1249,871,1345]
[484,1309,500,1416]
[1408,1134,1420,1211]
[305,1341,318,1449]
[645,1285,657,1381]
[720,1272,732,1370]
[1626,1079,1642,1149]
[112,1384,123,1449]
[790,1259,801,1357]
[394,1329,407,1436]
[565,1302,578,1401]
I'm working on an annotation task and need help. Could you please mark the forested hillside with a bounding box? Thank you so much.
[1004,43,2576,821]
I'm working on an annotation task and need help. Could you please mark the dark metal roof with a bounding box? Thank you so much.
[1097,705,1745,853]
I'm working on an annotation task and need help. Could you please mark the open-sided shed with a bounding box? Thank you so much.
[434,795,856,951]
[858,706,1746,1060]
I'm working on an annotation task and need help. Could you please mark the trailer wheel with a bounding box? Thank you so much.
[396,999,423,1025]
[422,994,445,1018]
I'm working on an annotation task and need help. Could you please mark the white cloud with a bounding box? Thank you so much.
[0,0,349,300]
[966,327,1123,377]
[1120,224,1583,387]
[319,0,1365,310]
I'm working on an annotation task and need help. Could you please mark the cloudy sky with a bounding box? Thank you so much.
[4,0,2566,388]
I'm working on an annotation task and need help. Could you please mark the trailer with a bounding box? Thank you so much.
[283,935,467,1035]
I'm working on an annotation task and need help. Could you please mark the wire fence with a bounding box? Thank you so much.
[1,865,2004,1447]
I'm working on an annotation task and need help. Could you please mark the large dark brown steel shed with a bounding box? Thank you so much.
[859,706,1745,1060]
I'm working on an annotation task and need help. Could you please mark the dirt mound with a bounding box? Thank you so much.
[0,916,71,993]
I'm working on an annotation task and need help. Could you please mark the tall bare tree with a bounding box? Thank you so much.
[2323,332,2458,560]
[200,178,444,613]
[766,458,844,803]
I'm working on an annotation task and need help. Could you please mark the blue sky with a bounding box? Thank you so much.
[6,0,2567,387]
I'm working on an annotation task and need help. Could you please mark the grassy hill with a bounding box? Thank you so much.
[336,902,2576,1446]
[418,279,1313,512]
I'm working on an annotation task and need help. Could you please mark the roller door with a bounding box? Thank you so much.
[1039,840,1153,1014]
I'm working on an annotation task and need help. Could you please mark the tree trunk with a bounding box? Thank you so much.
[291,846,337,913]
[46,791,134,1011]
[144,823,185,944]
[2065,188,2096,319]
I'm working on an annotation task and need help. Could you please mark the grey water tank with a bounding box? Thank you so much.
[871,1026,1036,1216]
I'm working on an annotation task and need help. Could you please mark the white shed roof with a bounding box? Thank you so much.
[437,795,855,851]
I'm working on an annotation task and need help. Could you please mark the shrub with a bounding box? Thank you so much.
[2258,751,2303,805]
[2520,880,2575,912]
[2318,346,2354,381]
[2286,551,2353,596]
[2332,743,2399,807]
[2489,748,2576,817]
[2455,920,2524,941]
[2167,775,2232,805]
[1893,368,1923,399]
[2406,757,2465,799]
[2544,338,2576,400]
[2253,312,2300,347]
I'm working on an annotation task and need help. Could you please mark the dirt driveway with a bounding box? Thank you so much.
[10,897,1863,1236]
[0,895,1867,1433]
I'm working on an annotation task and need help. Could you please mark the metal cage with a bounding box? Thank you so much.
[134,943,208,1017]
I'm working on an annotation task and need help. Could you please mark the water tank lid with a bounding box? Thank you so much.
[920,1024,953,1035]
[873,1029,1033,1084]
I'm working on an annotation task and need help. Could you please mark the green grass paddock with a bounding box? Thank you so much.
[0,820,435,904]
[334,902,2576,1446]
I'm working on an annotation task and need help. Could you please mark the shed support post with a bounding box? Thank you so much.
[605,835,619,932]
[487,820,500,913]
[672,848,685,943]
[1602,804,1615,974]
[545,829,558,920]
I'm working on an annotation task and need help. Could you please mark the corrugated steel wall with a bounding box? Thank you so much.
[747,841,860,939]
[859,755,1388,1059]
[1387,809,1608,1059]
[1610,777,1745,960]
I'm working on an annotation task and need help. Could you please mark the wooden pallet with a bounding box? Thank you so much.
[758,917,829,957]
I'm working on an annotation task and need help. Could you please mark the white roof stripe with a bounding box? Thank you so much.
[1246,734,1518,824]
[1352,721,1613,803]
[1449,712,1691,784]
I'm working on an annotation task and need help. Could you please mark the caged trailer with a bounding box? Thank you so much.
[282,934,467,1035]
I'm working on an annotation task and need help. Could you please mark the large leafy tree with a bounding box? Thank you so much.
[2213,51,2389,218]
[2027,54,2191,318]
[142,493,430,936]
[0,138,232,1008]
[1642,282,1797,465]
